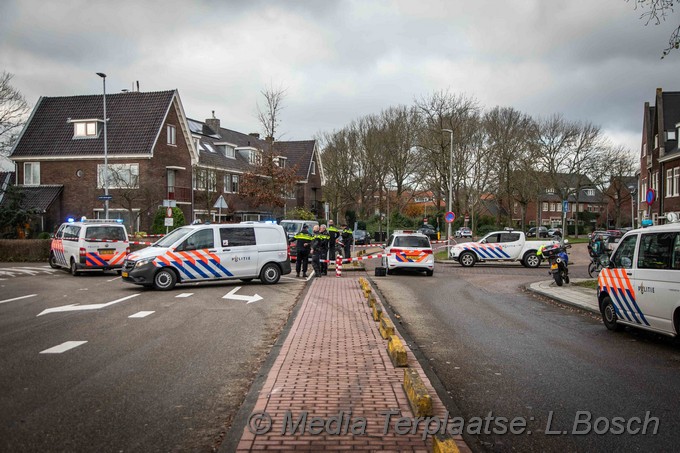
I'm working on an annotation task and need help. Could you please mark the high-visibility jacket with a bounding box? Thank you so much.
[294,231,314,253]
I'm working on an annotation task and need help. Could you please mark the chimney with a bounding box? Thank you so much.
[249,132,260,139]
[206,110,221,136]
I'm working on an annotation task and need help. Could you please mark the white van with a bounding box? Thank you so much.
[121,223,291,290]
[597,216,680,336]
[49,220,130,275]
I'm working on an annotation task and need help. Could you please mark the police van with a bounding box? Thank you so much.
[50,220,130,275]
[381,230,434,276]
[121,222,291,290]
[597,213,680,336]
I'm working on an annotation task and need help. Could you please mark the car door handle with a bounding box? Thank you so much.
[208,249,217,253]
[222,248,231,252]
[626,272,632,276]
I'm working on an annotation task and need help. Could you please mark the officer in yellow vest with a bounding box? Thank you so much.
[293,224,314,278]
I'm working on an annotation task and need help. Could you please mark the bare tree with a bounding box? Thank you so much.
[256,84,287,140]
[628,0,680,58]
[240,146,301,215]
[0,71,29,157]
[592,145,637,227]
[105,163,164,232]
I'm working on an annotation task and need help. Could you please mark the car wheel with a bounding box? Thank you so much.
[70,259,80,276]
[523,251,541,268]
[260,263,281,284]
[601,296,622,331]
[459,251,476,267]
[425,270,433,276]
[153,268,177,291]
[49,253,59,269]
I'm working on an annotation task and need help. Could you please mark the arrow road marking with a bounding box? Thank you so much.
[0,294,37,305]
[222,286,263,304]
[40,341,87,354]
[37,293,141,316]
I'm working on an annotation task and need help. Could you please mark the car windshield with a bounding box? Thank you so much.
[153,227,192,247]
[280,222,300,234]
[394,236,430,248]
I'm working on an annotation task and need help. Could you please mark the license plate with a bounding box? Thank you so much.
[550,263,558,270]
[99,249,114,256]
[121,272,128,278]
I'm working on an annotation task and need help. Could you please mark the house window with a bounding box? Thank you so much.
[545,188,555,194]
[675,168,680,196]
[24,162,40,185]
[223,174,231,193]
[167,125,176,145]
[231,174,239,193]
[219,145,235,158]
[642,142,647,157]
[73,121,98,138]
[542,202,549,212]
[670,167,680,197]
[310,160,316,175]
[584,188,595,196]
[248,151,261,165]
[640,180,647,203]
[98,163,139,189]
[654,134,659,149]
[667,130,677,141]
[667,169,673,197]
[274,156,287,168]
[194,169,216,191]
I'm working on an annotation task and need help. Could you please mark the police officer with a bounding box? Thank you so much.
[311,225,330,277]
[341,223,353,261]
[294,224,313,278]
[327,220,340,261]
[310,225,323,277]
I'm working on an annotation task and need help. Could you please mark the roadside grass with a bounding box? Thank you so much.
[435,250,449,260]
[573,279,598,290]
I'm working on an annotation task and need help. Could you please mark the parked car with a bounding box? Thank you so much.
[416,225,438,241]
[353,229,371,245]
[548,228,563,238]
[122,222,290,290]
[527,226,548,238]
[381,231,434,276]
[455,227,472,238]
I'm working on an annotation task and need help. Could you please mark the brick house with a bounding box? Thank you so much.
[8,90,324,234]
[639,88,680,224]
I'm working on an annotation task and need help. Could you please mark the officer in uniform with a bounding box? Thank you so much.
[293,224,313,278]
[317,225,330,275]
[341,223,353,261]
[310,225,323,277]
[327,220,340,261]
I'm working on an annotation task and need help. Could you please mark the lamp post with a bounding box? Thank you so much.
[628,184,637,229]
[442,129,454,246]
[96,72,109,220]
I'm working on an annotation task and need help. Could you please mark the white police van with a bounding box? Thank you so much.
[381,231,434,276]
[598,213,680,336]
[50,219,129,275]
[121,222,291,290]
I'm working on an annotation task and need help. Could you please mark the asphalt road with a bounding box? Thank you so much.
[369,246,680,452]
[0,264,305,452]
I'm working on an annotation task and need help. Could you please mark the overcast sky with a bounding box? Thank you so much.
[2,0,679,154]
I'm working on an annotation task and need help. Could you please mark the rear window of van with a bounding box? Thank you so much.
[85,226,127,241]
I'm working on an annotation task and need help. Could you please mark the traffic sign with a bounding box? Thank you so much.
[166,207,173,218]
[646,188,656,206]
[562,201,569,213]
[445,211,456,223]
[163,199,177,208]
[164,218,174,227]
[98,195,112,201]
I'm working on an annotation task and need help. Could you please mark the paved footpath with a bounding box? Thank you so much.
[235,275,471,452]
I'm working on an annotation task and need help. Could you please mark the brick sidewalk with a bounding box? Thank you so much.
[235,275,470,452]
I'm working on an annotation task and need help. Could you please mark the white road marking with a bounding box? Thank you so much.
[0,294,37,305]
[222,286,263,304]
[107,276,121,282]
[37,293,141,316]
[40,341,87,354]
[129,311,154,318]
[175,293,194,298]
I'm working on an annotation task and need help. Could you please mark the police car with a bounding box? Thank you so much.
[50,219,129,275]
[597,213,680,336]
[381,231,434,276]
[122,222,290,290]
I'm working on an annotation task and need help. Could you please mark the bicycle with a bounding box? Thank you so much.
[587,251,610,278]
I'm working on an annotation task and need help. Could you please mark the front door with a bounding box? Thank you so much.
[218,227,258,278]
[601,234,642,326]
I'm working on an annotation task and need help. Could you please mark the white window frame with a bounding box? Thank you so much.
[673,167,680,197]
[223,174,232,193]
[542,202,549,212]
[310,160,316,175]
[24,162,40,185]
[231,174,239,193]
[667,130,677,141]
[167,124,177,146]
[97,163,139,189]
[667,169,673,197]
[224,145,235,158]
[584,188,595,196]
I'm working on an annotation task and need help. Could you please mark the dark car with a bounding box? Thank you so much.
[547,228,562,238]
[527,226,548,238]
[353,229,371,245]
[416,225,438,241]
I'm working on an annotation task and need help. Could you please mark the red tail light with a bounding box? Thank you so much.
[422,249,433,254]
[287,243,291,260]
[390,248,404,254]
[79,247,86,257]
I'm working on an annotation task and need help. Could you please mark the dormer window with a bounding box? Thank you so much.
[249,150,261,165]
[274,156,287,168]
[215,143,235,158]
[666,130,676,141]
[584,188,595,196]
[545,188,555,194]
[70,119,101,139]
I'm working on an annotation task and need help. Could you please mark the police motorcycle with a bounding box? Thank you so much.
[540,240,572,287]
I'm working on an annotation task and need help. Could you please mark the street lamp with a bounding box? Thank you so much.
[628,184,637,229]
[96,72,109,220]
[442,129,454,247]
